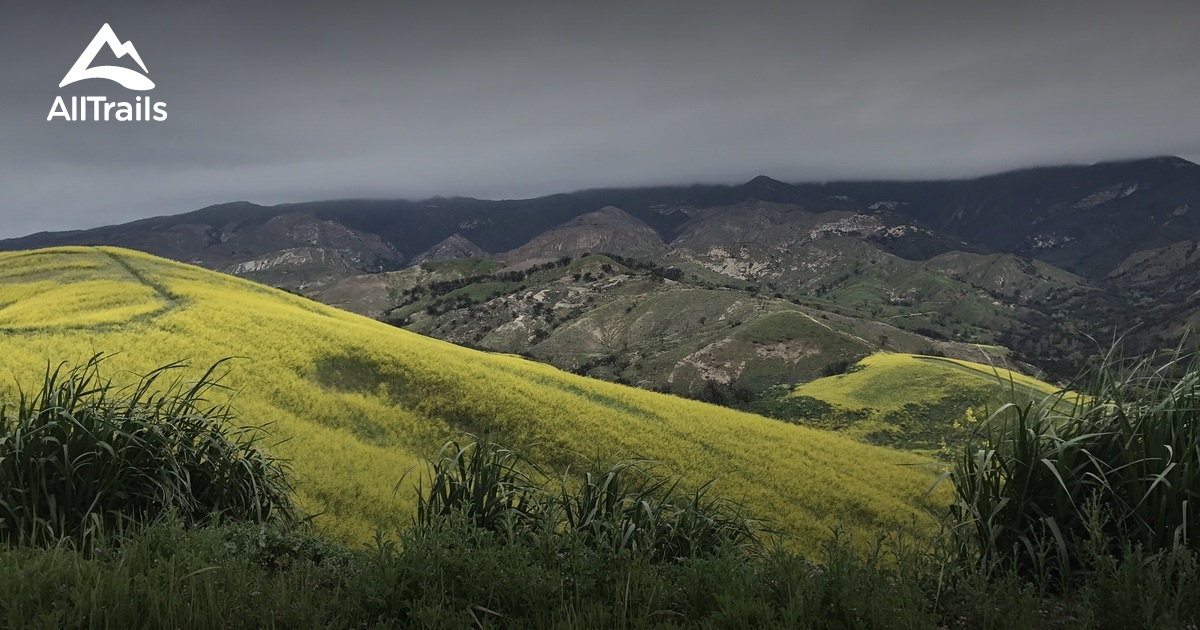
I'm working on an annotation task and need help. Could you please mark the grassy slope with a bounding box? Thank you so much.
[797,353,1057,410]
[0,247,945,552]
[789,353,1061,452]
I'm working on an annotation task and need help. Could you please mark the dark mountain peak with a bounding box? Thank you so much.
[736,176,802,205]
[504,205,664,261]
[743,175,789,190]
[411,233,487,265]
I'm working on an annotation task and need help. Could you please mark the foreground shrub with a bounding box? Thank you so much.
[414,439,542,534]
[409,438,762,561]
[559,461,761,561]
[947,346,1200,581]
[0,355,296,546]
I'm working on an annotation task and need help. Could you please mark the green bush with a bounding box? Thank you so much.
[946,346,1200,581]
[0,355,297,546]
[413,439,542,534]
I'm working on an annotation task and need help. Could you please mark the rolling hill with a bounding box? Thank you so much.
[0,246,949,552]
[779,353,1063,455]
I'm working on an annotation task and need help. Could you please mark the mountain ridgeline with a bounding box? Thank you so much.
[5,156,1199,402]
[8,156,1197,275]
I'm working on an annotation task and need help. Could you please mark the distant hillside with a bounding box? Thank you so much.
[503,206,666,261]
[773,353,1062,456]
[6,157,1198,282]
[385,253,1030,408]
[0,247,947,551]
[4,156,1197,380]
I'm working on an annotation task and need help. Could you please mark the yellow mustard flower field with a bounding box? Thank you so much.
[0,247,950,552]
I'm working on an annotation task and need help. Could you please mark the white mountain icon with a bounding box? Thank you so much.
[59,23,155,91]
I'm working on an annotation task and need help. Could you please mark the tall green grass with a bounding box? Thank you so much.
[1,393,1198,626]
[408,438,761,561]
[413,439,541,534]
[947,345,1200,581]
[0,355,297,546]
[558,462,761,561]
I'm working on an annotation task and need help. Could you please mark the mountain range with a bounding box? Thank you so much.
[6,156,1198,409]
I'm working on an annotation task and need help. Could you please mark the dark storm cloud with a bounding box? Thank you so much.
[2,0,1198,237]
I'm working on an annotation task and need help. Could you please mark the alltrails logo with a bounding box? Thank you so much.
[48,23,167,122]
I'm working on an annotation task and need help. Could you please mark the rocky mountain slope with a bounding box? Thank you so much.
[8,157,1195,278]
[503,206,667,262]
[4,156,1198,396]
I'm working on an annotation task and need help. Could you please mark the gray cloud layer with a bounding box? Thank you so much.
[2,0,1198,237]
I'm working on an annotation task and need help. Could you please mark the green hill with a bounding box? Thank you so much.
[779,352,1063,455]
[0,247,947,551]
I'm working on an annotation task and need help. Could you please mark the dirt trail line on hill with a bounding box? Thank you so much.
[97,248,181,309]
[792,306,875,348]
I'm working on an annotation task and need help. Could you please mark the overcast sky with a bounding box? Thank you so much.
[2,0,1198,237]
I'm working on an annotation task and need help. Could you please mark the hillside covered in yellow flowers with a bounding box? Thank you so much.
[0,247,952,550]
